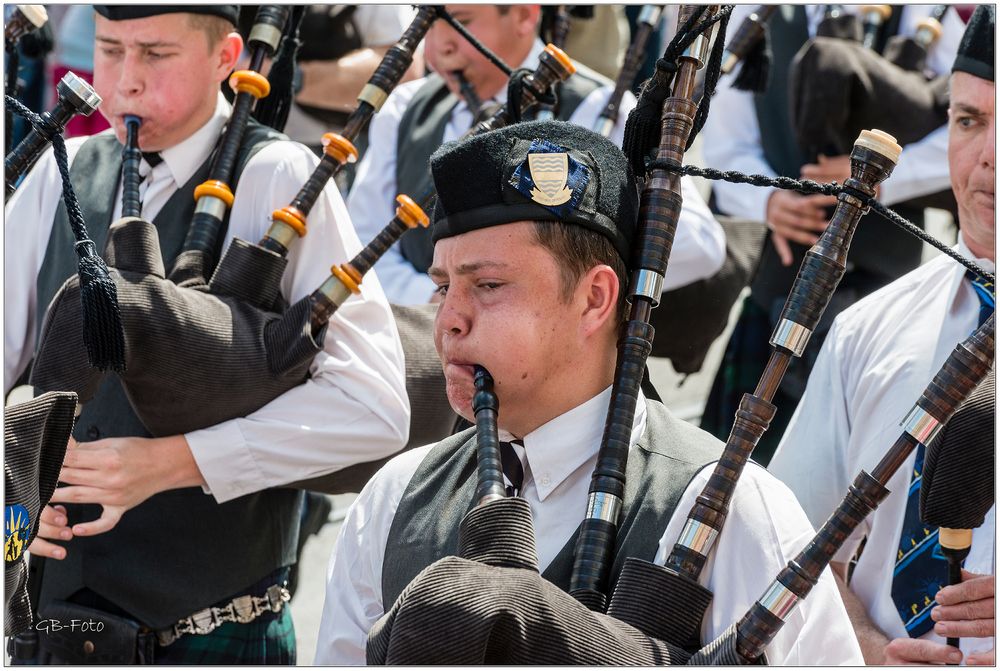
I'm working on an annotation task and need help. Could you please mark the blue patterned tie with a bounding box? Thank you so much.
[967,271,995,328]
[890,270,995,636]
[890,444,946,636]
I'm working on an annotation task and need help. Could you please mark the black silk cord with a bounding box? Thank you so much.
[654,160,996,287]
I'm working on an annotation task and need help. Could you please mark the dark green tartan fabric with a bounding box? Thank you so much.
[147,565,296,665]
[154,608,295,665]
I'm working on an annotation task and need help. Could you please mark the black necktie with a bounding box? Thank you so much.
[499,440,524,497]
[142,151,163,168]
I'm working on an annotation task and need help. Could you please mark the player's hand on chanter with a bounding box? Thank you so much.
[800,154,853,185]
[932,570,995,662]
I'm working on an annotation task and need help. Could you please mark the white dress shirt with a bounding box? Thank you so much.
[348,38,726,305]
[316,387,863,665]
[705,5,965,223]
[4,93,410,503]
[770,235,996,659]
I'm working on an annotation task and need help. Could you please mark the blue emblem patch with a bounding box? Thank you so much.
[5,504,30,562]
[510,139,589,218]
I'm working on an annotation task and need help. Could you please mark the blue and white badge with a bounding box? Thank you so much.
[510,139,589,218]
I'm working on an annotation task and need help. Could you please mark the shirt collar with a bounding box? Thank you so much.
[499,385,648,501]
[157,92,230,188]
[957,234,996,275]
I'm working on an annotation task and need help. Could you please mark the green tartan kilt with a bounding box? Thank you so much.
[154,607,296,665]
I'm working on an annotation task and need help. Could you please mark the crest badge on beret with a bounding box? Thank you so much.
[4,504,30,562]
[510,139,590,218]
[528,152,572,206]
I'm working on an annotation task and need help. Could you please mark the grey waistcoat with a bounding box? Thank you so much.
[750,6,924,314]
[32,122,304,628]
[395,65,607,274]
[382,399,723,608]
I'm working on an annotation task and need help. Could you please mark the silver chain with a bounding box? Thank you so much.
[155,584,291,647]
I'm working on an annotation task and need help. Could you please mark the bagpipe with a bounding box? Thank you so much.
[726,315,993,663]
[367,6,740,663]
[919,366,994,652]
[368,363,724,665]
[533,5,573,122]
[29,6,577,494]
[453,71,497,127]
[4,392,77,638]
[368,325,997,665]
[719,5,777,93]
[365,3,996,663]
[717,4,951,181]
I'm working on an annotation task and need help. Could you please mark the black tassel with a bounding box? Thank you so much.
[76,247,126,372]
[622,94,663,178]
[253,6,305,132]
[732,26,771,93]
[19,22,54,60]
[622,59,676,178]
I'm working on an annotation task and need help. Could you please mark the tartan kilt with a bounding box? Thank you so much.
[154,608,296,665]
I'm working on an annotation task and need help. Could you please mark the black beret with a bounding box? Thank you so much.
[94,5,239,26]
[430,120,640,265]
[953,5,994,82]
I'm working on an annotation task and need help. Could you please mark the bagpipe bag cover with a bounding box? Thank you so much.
[4,392,77,636]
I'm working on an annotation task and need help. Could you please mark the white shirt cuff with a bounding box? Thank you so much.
[186,421,264,503]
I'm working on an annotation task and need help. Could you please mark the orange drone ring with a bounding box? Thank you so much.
[341,263,363,285]
[322,133,359,165]
[543,44,576,75]
[271,206,308,237]
[230,70,271,99]
[394,194,430,229]
[330,264,361,295]
[194,180,234,207]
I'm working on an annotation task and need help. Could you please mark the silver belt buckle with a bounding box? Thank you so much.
[156,581,290,647]
[232,595,256,624]
[191,609,215,635]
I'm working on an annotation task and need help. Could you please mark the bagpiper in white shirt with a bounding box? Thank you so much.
[4,92,410,501]
[770,237,996,662]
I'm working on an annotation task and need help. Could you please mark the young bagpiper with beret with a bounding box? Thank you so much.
[315,120,863,665]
